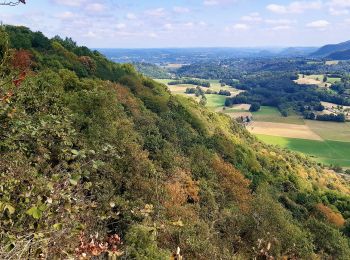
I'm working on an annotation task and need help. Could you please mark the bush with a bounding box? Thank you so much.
[125,225,170,259]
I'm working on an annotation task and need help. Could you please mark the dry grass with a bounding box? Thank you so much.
[231,104,251,111]
[247,121,323,140]
[325,60,339,65]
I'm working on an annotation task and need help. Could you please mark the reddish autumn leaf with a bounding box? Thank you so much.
[12,71,26,87]
[11,50,32,71]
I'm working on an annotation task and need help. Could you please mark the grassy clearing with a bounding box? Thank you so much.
[155,78,239,109]
[256,134,350,167]
[327,77,341,84]
[206,94,227,108]
[305,120,350,142]
[295,74,341,88]
[252,106,305,125]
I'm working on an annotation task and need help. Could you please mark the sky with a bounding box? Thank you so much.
[1,0,350,48]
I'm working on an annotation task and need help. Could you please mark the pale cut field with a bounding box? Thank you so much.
[305,120,350,142]
[247,121,323,141]
[231,104,251,110]
[226,111,252,119]
[325,60,339,65]
[163,63,186,69]
[295,77,322,86]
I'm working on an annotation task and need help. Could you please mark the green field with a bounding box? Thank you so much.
[155,78,239,109]
[306,121,350,142]
[327,77,341,84]
[252,106,305,125]
[206,94,227,108]
[256,134,350,167]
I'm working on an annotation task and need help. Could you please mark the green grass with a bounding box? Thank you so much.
[306,74,324,81]
[252,106,305,125]
[305,121,350,142]
[154,78,172,84]
[327,77,341,84]
[256,134,350,167]
[206,94,226,108]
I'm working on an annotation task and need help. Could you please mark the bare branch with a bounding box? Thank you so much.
[0,0,26,6]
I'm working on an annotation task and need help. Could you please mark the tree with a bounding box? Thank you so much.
[249,102,261,112]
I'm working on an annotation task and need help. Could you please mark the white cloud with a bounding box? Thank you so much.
[53,0,86,7]
[267,1,322,14]
[233,23,250,30]
[164,23,173,30]
[126,13,137,20]
[271,25,292,31]
[329,7,349,15]
[173,6,190,13]
[145,8,166,17]
[116,23,126,30]
[306,20,330,29]
[148,32,158,38]
[55,11,77,19]
[83,31,97,38]
[85,3,106,12]
[241,13,262,23]
[265,19,295,25]
[328,0,350,15]
[203,0,237,6]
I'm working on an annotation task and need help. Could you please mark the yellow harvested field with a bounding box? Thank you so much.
[325,60,339,65]
[226,111,252,118]
[294,77,322,86]
[167,84,192,94]
[163,63,186,69]
[247,122,323,141]
[231,104,251,110]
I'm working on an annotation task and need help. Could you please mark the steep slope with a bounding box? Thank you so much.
[1,26,350,259]
[132,62,172,78]
[312,40,350,57]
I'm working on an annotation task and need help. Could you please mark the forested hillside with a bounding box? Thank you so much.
[312,40,350,57]
[2,26,350,259]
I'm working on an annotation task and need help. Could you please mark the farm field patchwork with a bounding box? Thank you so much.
[248,122,322,140]
[154,78,241,109]
[252,106,305,125]
[305,120,350,142]
[256,134,350,167]
[156,78,350,167]
[232,106,350,167]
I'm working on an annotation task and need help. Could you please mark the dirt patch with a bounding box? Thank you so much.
[247,121,323,141]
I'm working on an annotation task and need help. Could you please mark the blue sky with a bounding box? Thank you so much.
[1,0,350,48]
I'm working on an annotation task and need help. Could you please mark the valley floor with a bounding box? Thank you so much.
[155,78,350,168]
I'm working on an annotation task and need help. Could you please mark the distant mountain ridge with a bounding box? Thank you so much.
[327,49,350,60]
[279,47,318,57]
[312,40,350,57]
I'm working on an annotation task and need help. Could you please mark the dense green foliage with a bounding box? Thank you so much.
[177,58,350,80]
[225,72,350,117]
[2,26,350,259]
[132,62,171,79]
